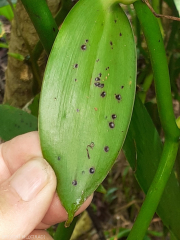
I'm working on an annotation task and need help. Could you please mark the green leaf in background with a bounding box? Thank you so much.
[0,20,5,37]
[174,0,180,16]
[123,97,180,238]
[108,228,162,240]
[145,102,161,134]
[0,43,8,48]
[39,0,136,225]
[0,0,17,7]
[96,184,106,194]
[8,52,24,61]
[0,104,38,141]
[28,94,40,117]
[164,0,175,8]
[0,4,16,21]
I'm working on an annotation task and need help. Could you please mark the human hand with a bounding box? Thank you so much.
[0,131,93,240]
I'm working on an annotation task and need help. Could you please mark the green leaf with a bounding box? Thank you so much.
[0,20,4,38]
[28,94,40,117]
[0,43,8,48]
[145,102,161,134]
[54,217,78,240]
[143,236,151,240]
[8,52,25,61]
[39,0,136,225]
[0,0,17,7]
[96,184,106,194]
[0,4,16,21]
[174,0,180,16]
[21,0,58,55]
[123,97,180,238]
[0,104,38,141]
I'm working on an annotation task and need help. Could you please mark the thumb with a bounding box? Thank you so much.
[0,157,56,239]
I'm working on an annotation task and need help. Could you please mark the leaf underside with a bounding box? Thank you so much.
[39,0,136,224]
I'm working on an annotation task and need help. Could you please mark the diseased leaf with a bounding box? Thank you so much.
[39,0,136,224]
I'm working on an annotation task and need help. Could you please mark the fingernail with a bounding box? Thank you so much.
[10,158,48,201]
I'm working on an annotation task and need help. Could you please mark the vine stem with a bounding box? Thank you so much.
[151,0,164,37]
[54,217,78,240]
[32,0,75,61]
[126,1,180,239]
[134,0,180,141]
[143,0,180,22]
[127,140,179,240]
[21,0,58,55]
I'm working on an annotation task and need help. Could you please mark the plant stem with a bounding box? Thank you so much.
[137,71,153,103]
[127,140,179,240]
[32,0,75,61]
[54,217,78,240]
[21,0,58,55]
[143,0,180,22]
[134,0,180,141]
[127,1,180,239]
[151,0,164,37]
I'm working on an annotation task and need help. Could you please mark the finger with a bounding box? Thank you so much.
[0,157,56,239]
[1,132,93,228]
[1,132,42,180]
[40,193,93,226]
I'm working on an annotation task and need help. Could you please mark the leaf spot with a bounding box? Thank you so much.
[115,94,121,101]
[94,82,100,87]
[86,142,95,159]
[89,168,95,174]
[112,114,117,119]
[104,146,109,152]
[81,45,86,50]
[101,91,106,97]
[72,180,77,186]
[109,122,115,128]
